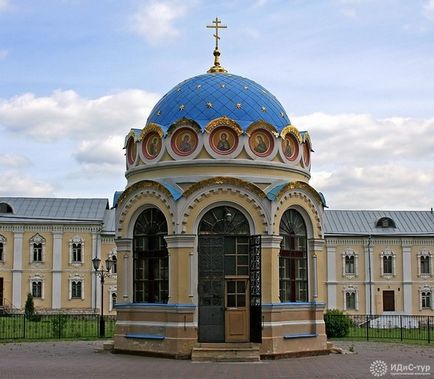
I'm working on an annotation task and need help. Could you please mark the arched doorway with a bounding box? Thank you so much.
[198,206,261,343]
[133,208,168,303]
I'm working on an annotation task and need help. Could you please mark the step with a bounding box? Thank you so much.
[191,343,261,362]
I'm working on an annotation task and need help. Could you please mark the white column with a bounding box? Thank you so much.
[326,242,337,308]
[91,231,100,310]
[52,227,63,309]
[12,228,24,309]
[115,238,133,302]
[310,239,324,301]
[364,239,375,315]
[402,241,413,314]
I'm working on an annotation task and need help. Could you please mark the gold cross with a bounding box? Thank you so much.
[207,17,227,50]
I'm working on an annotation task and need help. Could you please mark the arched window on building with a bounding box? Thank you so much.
[133,208,168,303]
[0,235,5,262]
[420,286,432,310]
[418,250,432,277]
[111,255,117,274]
[342,249,358,277]
[29,234,45,263]
[344,287,358,311]
[69,236,84,264]
[380,249,395,278]
[279,209,308,302]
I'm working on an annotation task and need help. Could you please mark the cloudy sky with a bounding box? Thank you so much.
[0,0,433,210]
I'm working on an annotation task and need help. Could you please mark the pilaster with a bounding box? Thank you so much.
[261,235,283,304]
[115,238,133,302]
[12,228,24,309]
[52,226,63,309]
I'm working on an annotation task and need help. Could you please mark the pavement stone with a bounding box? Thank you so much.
[0,340,433,379]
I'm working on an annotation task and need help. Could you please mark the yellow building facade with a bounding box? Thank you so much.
[0,199,117,316]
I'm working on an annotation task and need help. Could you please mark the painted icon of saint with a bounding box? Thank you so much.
[254,135,268,153]
[217,132,231,151]
[148,136,160,157]
[179,133,192,152]
[283,138,292,157]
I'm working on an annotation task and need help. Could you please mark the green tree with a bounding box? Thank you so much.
[24,293,35,319]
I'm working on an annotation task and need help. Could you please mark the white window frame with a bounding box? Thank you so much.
[29,234,46,264]
[69,276,84,300]
[342,249,358,278]
[109,286,117,312]
[69,236,84,265]
[0,234,6,263]
[108,248,117,275]
[29,275,44,300]
[380,248,396,278]
[343,286,358,311]
[419,285,433,310]
[417,250,433,278]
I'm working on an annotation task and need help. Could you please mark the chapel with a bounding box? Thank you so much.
[113,18,328,359]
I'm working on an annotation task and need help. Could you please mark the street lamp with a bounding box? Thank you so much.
[92,257,113,338]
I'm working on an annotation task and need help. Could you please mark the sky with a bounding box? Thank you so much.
[0,0,433,210]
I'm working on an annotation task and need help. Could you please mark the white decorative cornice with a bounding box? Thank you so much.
[115,238,133,252]
[261,235,283,249]
[164,234,196,249]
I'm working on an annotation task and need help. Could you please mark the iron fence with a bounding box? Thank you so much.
[0,313,116,340]
[326,314,434,343]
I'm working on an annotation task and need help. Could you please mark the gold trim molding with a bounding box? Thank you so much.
[183,176,266,199]
[280,125,302,143]
[246,120,278,137]
[167,118,202,136]
[275,181,322,205]
[140,123,164,140]
[117,180,172,206]
[204,117,243,136]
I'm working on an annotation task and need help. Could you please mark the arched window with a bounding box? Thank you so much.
[279,209,308,302]
[133,208,168,303]
[375,217,396,228]
[111,256,117,274]
[199,206,250,235]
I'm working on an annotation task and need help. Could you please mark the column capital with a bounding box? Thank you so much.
[309,238,325,252]
[165,234,196,249]
[261,235,283,249]
[115,238,133,252]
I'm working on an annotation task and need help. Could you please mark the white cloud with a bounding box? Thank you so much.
[75,136,124,165]
[130,0,195,44]
[0,49,8,60]
[0,171,56,197]
[295,113,434,210]
[0,153,30,168]
[424,0,434,21]
[0,89,160,142]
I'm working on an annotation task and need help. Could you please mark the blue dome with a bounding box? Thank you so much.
[146,73,290,132]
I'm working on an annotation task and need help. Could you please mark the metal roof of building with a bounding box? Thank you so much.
[324,210,434,236]
[102,208,116,233]
[0,197,109,222]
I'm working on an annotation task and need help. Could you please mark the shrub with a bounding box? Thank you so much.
[24,293,35,319]
[324,309,352,338]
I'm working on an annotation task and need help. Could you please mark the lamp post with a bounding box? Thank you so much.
[92,257,113,338]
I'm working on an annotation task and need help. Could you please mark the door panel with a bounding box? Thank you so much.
[0,278,3,306]
[198,237,225,342]
[383,290,395,312]
[225,279,249,342]
[249,235,262,343]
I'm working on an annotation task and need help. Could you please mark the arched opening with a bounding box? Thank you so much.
[197,205,261,343]
[279,209,308,302]
[133,208,168,303]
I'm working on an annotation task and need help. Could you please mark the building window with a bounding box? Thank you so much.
[343,287,358,311]
[418,250,432,277]
[32,281,42,298]
[0,202,13,213]
[342,249,358,277]
[279,209,308,302]
[111,292,117,311]
[71,281,82,299]
[69,236,84,264]
[420,286,433,310]
[111,256,117,274]
[375,217,396,228]
[133,208,168,303]
[29,234,45,263]
[380,249,395,277]
[0,235,5,262]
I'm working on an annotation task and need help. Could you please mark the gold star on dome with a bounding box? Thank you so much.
[176,87,181,92]
[220,83,225,88]
[236,103,241,109]
[244,86,249,90]
[261,106,267,112]
[280,111,285,118]
[196,84,202,89]
[157,110,161,116]
[179,104,185,111]
[207,102,213,108]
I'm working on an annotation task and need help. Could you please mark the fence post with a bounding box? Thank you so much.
[58,314,61,339]
[400,315,403,341]
[366,314,369,341]
[23,314,26,339]
[428,316,431,344]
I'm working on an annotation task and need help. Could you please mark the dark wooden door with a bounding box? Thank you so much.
[0,277,3,306]
[383,290,395,311]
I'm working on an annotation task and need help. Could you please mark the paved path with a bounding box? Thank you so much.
[0,340,433,378]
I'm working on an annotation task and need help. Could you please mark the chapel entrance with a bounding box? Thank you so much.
[383,290,395,312]
[198,206,261,343]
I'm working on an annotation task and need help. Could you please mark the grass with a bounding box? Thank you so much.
[0,314,115,340]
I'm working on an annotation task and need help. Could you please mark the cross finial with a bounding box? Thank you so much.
[206,17,228,73]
